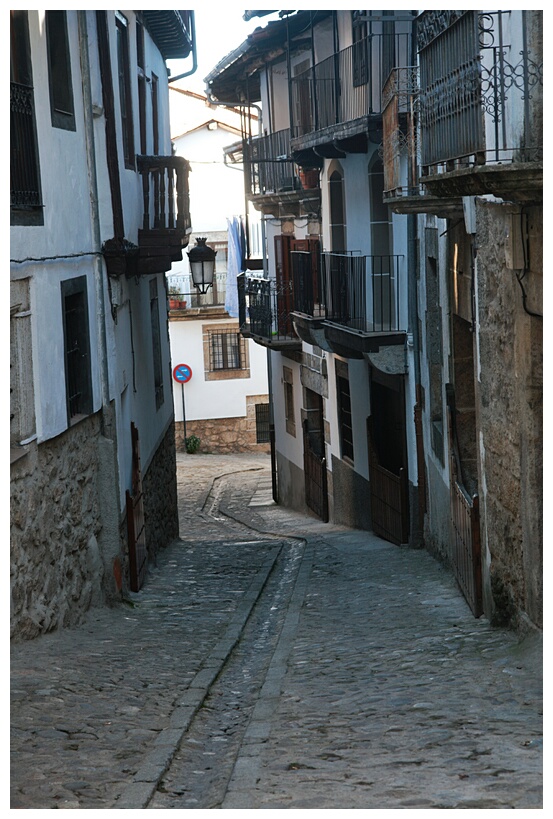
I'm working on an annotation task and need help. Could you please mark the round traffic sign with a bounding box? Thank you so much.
[173,363,192,383]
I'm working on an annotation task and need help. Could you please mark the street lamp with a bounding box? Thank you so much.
[188,237,216,294]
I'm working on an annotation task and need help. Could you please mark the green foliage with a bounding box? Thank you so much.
[185,434,201,454]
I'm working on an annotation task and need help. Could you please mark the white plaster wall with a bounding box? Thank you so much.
[172,125,245,234]
[168,318,268,422]
[271,353,304,471]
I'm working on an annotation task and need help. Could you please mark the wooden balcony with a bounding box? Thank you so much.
[136,155,192,275]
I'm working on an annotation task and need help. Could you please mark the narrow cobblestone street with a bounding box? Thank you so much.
[10,453,542,810]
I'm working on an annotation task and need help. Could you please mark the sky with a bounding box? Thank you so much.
[166,7,283,95]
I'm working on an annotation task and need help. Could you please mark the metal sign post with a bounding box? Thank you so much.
[172,363,192,443]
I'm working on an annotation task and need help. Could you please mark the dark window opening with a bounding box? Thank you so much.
[210,331,242,370]
[352,11,368,87]
[255,403,270,443]
[150,278,164,410]
[337,373,354,463]
[46,11,75,130]
[329,168,346,252]
[61,277,93,422]
[10,10,43,224]
[116,12,134,168]
[151,73,159,155]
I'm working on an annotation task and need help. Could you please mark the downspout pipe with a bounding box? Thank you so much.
[78,10,112,433]
[167,11,198,82]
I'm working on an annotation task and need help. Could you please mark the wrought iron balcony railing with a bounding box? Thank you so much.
[290,32,412,139]
[238,274,298,345]
[292,250,404,335]
[417,10,543,175]
[244,129,299,196]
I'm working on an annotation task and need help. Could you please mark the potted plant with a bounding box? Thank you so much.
[298,167,319,190]
[168,285,182,309]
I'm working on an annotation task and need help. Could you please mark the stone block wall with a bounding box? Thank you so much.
[10,414,105,641]
[142,421,180,557]
[175,395,270,454]
[475,201,542,628]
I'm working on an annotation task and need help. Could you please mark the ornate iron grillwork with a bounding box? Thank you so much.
[418,10,543,173]
[10,82,42,208]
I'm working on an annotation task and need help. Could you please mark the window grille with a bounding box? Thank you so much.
[61,277,93,421]
[255,403,270,443]
[337,374,354,462]
[210,330,242,371]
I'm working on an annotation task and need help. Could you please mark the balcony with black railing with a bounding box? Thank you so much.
[237,274,301,351]
[290,250,406,357]
[415,10,542,202]
[242,129,321,214]
[290,31,412,154]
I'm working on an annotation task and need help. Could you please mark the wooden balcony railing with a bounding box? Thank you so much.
[135,155,191,275]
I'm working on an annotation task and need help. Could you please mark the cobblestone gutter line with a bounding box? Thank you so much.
[113,545,282,810]
[221,543,315,808]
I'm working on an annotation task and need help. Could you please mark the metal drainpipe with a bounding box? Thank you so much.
[167,11,198,82]
[78,10,112,438]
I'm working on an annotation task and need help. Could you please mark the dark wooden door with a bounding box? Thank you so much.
[303,394,328,522]
[126,422,148,592]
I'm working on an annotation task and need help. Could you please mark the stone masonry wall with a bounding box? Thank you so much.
[10,414,105,641]
[142,421,180,559]
[475,202,542,629]
[175,395,270,454]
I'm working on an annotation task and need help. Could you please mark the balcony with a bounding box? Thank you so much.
[237,274,301,351]
[415,10,542,202]
[291,250,406,358]
[242,129,321,216]
[102,155,192,277]
[290,31,412,156]
[136,155,192,275]
[382,67,464,217]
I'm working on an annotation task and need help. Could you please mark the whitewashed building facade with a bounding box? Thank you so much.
[10,10,195,639]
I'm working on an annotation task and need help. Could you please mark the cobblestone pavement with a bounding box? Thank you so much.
[10,453,543,810]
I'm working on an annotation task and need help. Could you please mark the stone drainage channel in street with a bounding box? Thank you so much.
[114,469,306,809]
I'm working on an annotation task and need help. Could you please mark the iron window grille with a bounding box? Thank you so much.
[255,403,270,444]
[209,330,244,371]
[61,277,93,422]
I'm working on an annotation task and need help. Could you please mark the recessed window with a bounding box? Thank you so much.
[10,10,43,224]
[46,11,75,131]
[150,278,164,410]
[283,366,296,437]
[255,403,270,444]
[116,12,134,168]
[336,365,353,463]
[61,277,93,422]
[203,323,250,381]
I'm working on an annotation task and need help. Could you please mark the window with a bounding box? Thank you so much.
[203,323,250,381]
[255,403,270,444]
[61,277,93,422]
[352,11,368,87]
[328,164,346,252]
[283,366,296,437]
[151,73,159,155]
[150,278,164,409]
[10,10,43,225]
[116,12,134,168]
[46,11,75,131]
[211,331,241,370]
[336,362,353,463]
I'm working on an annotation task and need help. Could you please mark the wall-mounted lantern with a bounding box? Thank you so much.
[188,237,216,294]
